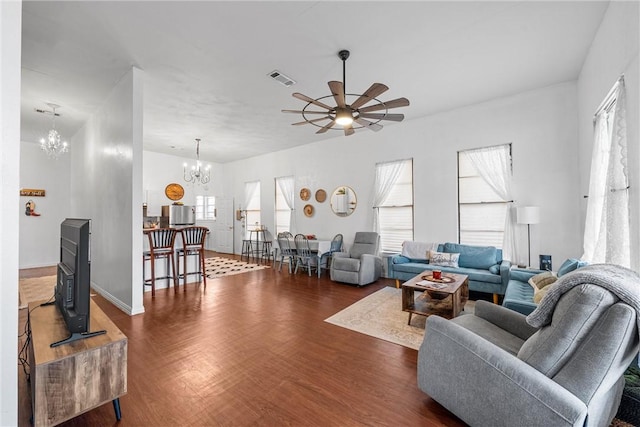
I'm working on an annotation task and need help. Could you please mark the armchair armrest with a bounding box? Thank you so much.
[418,316,587,427]
[359,254,382,284]
[474,300,538,340]
[332,251,349,259]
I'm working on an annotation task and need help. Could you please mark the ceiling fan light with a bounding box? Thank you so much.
[335,108,353,126]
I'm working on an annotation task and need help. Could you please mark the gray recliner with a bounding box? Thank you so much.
[418,265,640,427]
[330,232,382,286]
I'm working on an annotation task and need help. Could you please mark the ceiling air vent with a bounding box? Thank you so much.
[268,70,296,87]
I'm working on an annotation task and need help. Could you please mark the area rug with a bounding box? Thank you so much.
[19,275,56,309]
[325,286,475,350]
[204,256,269,279]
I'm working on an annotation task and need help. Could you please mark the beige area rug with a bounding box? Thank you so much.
[325,286,475,350]
[19,275,56,309]
[204,256,269,279]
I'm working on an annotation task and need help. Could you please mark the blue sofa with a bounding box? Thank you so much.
[388,242,511,302]
[502,258,589,315]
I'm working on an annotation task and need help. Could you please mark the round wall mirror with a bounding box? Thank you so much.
[330,186,357,217]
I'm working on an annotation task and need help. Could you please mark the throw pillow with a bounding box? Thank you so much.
[528,271,557,292]
[429,250,460,268]
[489,264,500,275]
[533,286,551,304]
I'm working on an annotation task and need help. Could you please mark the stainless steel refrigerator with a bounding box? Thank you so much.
[161,205,196,226]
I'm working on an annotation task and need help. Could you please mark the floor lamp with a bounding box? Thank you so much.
[517,206,540,268]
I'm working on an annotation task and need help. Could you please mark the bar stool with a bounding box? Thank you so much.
[176,226,208,289]
[241,239,252,262]
[143,228,178,297]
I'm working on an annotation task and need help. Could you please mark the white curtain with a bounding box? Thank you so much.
[465,144,517,262]
[277,175,296,234]
[243,181,259,238]
[583,78,630,267]
[372,160,405,234]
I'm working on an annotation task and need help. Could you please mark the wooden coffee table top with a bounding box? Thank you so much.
[402,271,468,294]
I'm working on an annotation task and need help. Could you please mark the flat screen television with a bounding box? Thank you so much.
[52,218,105,347]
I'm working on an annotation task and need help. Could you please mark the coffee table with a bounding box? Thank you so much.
[401,271,469,324]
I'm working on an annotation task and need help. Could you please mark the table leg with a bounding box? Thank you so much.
[113,398,122,421]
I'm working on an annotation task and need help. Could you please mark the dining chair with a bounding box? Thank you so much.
[320,233,343,272]
[276,232,296,273]
[294,234,319,277]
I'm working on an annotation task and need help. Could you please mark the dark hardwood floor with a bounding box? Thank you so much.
[18,252,464,426]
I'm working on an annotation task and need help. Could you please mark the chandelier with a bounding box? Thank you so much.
[183,138,211,184]
[39,103,69,158]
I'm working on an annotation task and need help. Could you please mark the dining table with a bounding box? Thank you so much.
[274,238,333,277]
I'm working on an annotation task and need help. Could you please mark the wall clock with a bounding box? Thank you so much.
[164,183,185,201]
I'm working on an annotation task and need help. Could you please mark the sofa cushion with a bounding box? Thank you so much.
[392,262,502,285]
[489,264,500,274]
[429,251,459,268]
[443,243,498,269]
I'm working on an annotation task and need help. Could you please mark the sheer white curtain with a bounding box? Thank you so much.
[244,181,259,211]
[583,78,630,267]
[465,144,517,262]
[277,176,296,234]
[372,160,405,234]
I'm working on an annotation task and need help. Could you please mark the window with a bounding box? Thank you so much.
[195,196,216,220]
[374,159,413,253]
[457,145,512,248]
[244,181,261,238]
[275,176,294,235]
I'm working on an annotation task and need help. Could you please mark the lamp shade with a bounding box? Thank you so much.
[517,206,540,225]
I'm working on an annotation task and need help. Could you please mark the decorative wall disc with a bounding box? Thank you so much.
[303,204,314,217]
[300,188,311,201]
[315,189,327,203]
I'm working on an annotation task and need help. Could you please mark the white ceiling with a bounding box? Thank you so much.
[20,1,609,163]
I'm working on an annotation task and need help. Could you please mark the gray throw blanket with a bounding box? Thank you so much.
[527,264,640,337]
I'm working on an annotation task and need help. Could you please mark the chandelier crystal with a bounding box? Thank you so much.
[183,138,211,184]
[39,104,69,159]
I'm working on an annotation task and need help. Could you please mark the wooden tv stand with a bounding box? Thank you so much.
[28,299,127,426]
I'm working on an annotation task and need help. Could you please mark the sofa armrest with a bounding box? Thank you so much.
[474,300,538,340]
[418,316,587,427]
[510,267,546,283]
[499,259,512,290]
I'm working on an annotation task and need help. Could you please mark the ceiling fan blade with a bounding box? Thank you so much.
[328,81,346,108]
[344,124,355,136]
[350,83,389,109]
[292,92,333,110]
[291,116,332,126]
[316,120,336,134]
[358,97,410,113]
[355,117,383,132]
[282,109,332,115]
[358,112,405,122]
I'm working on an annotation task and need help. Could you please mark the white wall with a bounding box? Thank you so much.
[19,142,71,268]
[70,67,145,315]
[142,150,223,216]
[1,1,21,424]
[226,82,582,268]
[577,1,640,270]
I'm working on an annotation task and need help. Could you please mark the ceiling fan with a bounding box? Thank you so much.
[282,50,410,136]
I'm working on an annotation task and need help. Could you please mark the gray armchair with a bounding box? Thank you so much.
[330,232,382,286]
[418,266,640,427]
